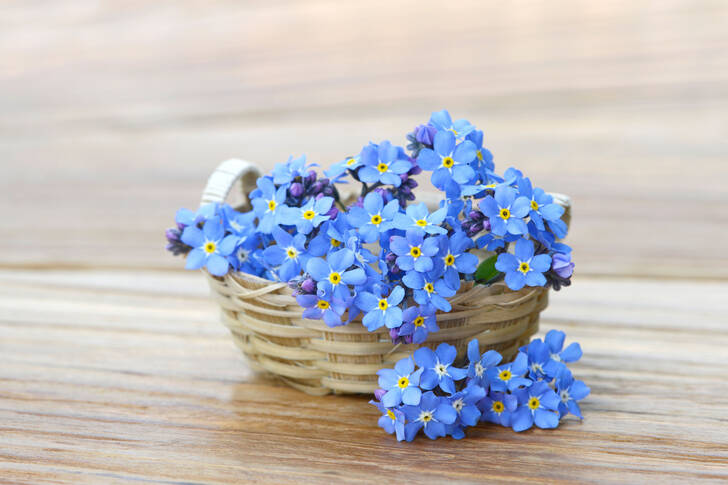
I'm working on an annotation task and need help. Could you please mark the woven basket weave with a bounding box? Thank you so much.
[200,159,571,396]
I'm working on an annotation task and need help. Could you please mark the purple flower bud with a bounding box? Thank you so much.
[374,388,387,401]
[552,253,575,278]
[311,181,325,194]
[305,170,317,184]
[301,278,316,294]
[385,252,397,263]
[326,207,338,219]
[402,334,413,345]
[414,123,437,145]
[389,328,400,341]
[289,182,304,197]
[408,164,423,176]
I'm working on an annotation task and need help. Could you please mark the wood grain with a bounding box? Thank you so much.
[2,0,728,483]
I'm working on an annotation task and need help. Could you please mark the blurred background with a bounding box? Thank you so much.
[1,0,727,278]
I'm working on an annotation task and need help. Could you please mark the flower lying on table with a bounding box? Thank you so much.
[166,109,587,441]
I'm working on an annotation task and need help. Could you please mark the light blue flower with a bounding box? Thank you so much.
[414,343,468,394]
[438,231,479,289]
[355,285,405,331]
[517,177,565,231]
[417,131,477,190]
[403,268,456,312]
[495,238,552,291]
[392,202,447,235]
[346,192,400,243]
[181,218,237,276]
[544,329,583,364]
[370,399,405,441]
[556,367,590,419]
[429,109,475,139]
[403,391,458,441]
[376,357,423,407]
[307,249,366,300]
[325,154,363,180]
[272,155,310,185]
[296,291,347,327]
[486,351,531,392]
[521,338,559,380]
[261,227,309,282]
[466,339,502,387]
[511,381,560,432]
[466,129,494,177]
[479,185,530,236]
[448,382,486,429]
[390,230,440,273]
[176,203,218,227]
[278,196,333,235]
[479,391,518,427]
[357,141,412,187]
[398,305,439,344]
[250,177,288,234]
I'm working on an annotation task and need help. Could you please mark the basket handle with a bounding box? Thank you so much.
[199,158,262,210]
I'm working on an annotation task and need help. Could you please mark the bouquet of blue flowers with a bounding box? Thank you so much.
[167,110,587,441]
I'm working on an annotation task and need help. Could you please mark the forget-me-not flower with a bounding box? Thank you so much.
[279,196,333,235]
[392,202,447,235]
[370,399,406,441]
[390,230,440,273]
[403,391,457,441]
[517,177,565,232]
[438,231,479,289]
[429,109,475,139]
[479,391,518,427]
[261,227,309,282]
[479,185,530,236]
[466,339,502,387]
[511,381,560,432]
[417,131,477,190]
[487,351,531,392]
[325,154,363,180]
[398,305,439,344]
[251,177,288,234]
[414,343,468,394]
[357,141,412,187]
[404,268,456,312]
[545,329,583,365]
[355,285,405,331]
[181,218,237,276]
[296,291,347,327]
[306,248,366,300]
[376,357,423,407]
[346,192,400,243]
[495,238,552,291]
[555,367,590,419]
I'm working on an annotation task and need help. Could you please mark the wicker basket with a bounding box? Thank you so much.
[200,159,571,396]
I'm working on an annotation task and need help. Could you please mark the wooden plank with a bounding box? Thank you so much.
[0,269,726,483]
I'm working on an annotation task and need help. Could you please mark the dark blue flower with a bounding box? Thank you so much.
[306,248,366,300]
[250,177,288,234]
[466,339,502,387]
[278,196,333,235]
[479,186,530,236]
[358,141,412,187]
[403,391,457,441]
[449,382,486,428]
[390,230,440,273]
[261,227,309,282]
[495,238,552,291]
[355,285,405,331]
[555,367,590,419]
[487,351,531,392]
[376,357,423,407]
[181,218,237,276]
[346,192,400,243]
[417,131,477,190]
[392,202,447,235]
[511,380,561,432]
[414,343,468,394]
[370,399,405,441]
[398,305,439,344]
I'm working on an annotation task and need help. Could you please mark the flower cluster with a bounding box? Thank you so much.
[370,330,589,441]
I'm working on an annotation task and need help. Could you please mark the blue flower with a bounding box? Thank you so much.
[479,186,530,236]
[487,351,531,392]
[325,154,363,180]
[306,249,366,300]
[476,231,520,252]
[176,203,218,227]
[261,227,309,282]
[544,329,583,364]
[376,357,423,407]
[279,196,333,235]
[417,131,476,190]
[511,381,560,432]
[414,343,468,394]
[357,141,412,187]
[355,285,405,331]
[392,202,447,235]
[346,192,400,243]
[479,391,518,427]
[517,177,565,232]
[438,231,479,289]
[403,269,456,312]
[297,291,347,327]
[272,155,310,185]
[370,399,405,441]
[466,129,494,177]
[181,218,237,276]
[398,305,439,344]
[390,230,440,273]
[555,367,590,419]
[250,177,288,234]
[522,338,561,380]
[495,238,552,291]
[403,391,457,441]
[466,339,502,387]
[449,382,486,428]
[429,109,475,139]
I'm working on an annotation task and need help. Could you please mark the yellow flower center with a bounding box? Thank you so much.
[444,254,455,266]
[397,376,409,389]
[204,242,216,254]
[377,163,389,173]
[413,316,425,327]
[386,409,396,420]
[370,214,382,225]
[409,246,421,258]
[329,272,341,284]
[499,208,511,220]
[530,200,539,211]
[415,219,428,227]
[424,282,434,294]
[317,300,330,310]
[421,411,433,423]
[442,156,455,168]
[485,183,497,189]
[498,369,512,382]
[476,150,483,161]
[303,210,316,220]
[267,200,277,211]
[492,401,504,413]
[528,397,540,410]
[330,238,341,247]
[378,299,388,311]
[286,247,298,258]
[346,158,357,166]
[518,262,530,274]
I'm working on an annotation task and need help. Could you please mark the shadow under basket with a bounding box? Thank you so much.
[198,158,570,396]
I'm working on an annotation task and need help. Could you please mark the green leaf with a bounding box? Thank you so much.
[474,255,501,284]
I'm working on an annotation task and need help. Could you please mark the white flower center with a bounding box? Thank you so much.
[236,248,248,262]
[560,390,570,404]
[531,363,544,374]
[452,399,464,412]
[474,362,485,377]
[551,353,561,362]
[434,362,448,377]
[418,410,434,424]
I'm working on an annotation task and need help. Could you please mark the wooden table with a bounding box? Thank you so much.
[2,1,727,483]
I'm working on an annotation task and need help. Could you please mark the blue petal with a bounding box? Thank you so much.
[511,407,534,432]
[417,149,440,170]
[185,248,206,270]
[377,368,399,389]
[505,271,526,290]
[181,226,204,248]
[402,386,422,406]
[414,347,437,369]
[495,253,519,272]
[514,238,534,261]
[434,402,457,424]
[433,130,455,157]
[560,342,583,362]
[534,408,559,429]
[206,254,229,276]
[436,343,457,365]
[382,388,402,408]
[306,258,330,281]
[531,254,552,272]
